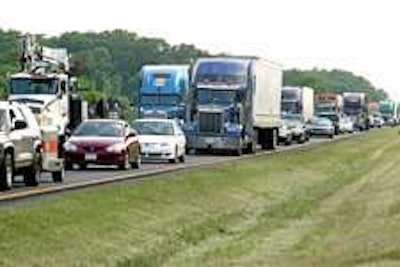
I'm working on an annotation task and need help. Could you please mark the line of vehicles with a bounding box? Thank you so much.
[0,35,398,191]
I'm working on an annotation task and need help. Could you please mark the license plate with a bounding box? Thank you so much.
[85,153,97,161]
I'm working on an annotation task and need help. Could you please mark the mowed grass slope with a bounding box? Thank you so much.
[0,129,400,266]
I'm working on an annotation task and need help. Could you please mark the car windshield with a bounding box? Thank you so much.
[134,121,175,135]
[73,121,124,137]
[10,78,58,95]
[197,89,235,105]
[0,109,7,132]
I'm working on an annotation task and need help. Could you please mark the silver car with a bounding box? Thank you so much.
[308,117,335,138]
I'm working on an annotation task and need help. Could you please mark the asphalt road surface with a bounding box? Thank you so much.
[0,133,360,201]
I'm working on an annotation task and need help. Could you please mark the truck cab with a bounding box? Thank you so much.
[139,65,189,120]
[9,72,71,136]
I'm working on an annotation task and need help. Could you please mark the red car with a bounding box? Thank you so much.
[63,119,141,170]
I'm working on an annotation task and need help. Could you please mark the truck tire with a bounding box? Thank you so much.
[0,152,13,190]
[263,129,277,150]
[23,152,41,187]
[52,169,64,183]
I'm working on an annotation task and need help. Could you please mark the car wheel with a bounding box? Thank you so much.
[0,152,13,190]
[284,135,292,146]
[52,168,65,183]
[329,134,334,139]
[178,154,185,163]
[131,154,141,169]
[298,134,306,144]
[119,152,130,170]
[24,152,41,187]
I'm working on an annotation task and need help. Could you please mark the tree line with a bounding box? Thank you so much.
[0,29,388,104]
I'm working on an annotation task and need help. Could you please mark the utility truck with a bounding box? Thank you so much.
[8,34,87,180]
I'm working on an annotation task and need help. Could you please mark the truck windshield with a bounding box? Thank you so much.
[282,102,300,114]
[315,104,335,113]
[0,109,6,132]
[379,105,392,114]
[198,89,235,105]
[282,90,300,100]
[10,78,58,95]
[141,95,180,105]
[196,61,247,84]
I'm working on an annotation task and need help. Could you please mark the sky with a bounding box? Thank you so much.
[1,0,399,100]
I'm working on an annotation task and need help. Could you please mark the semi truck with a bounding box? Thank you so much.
[281,86,314,121]
[314,92,343,134]
[185,57,283,155]
[343,92,369,131]
[379,100,399,125]
[8,34,87,180]
[138,65,189,120]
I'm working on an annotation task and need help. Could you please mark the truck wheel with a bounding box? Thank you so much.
[234,147,243,156]
[0,153,13,190]
[264,129,278,150]
[52,169,64,183]
[23,152,41,187]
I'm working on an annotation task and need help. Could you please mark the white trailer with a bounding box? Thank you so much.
[281,86,314,121]
[187,56,283,154]
[252,58,283,148]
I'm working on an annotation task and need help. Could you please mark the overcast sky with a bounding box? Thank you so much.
[1,0,399,99]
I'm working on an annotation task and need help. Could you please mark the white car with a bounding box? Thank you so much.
[133,119,186,163]
[339,116,354,133]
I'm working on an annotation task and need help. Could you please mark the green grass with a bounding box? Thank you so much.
[1,129,400,266]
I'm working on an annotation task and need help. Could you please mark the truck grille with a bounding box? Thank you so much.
[199,112,222,133]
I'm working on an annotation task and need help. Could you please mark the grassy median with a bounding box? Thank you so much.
[0,128,400,266]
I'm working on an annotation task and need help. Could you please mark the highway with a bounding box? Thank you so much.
[0,133,362,202]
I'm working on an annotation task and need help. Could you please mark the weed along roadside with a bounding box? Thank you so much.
[0,128,399,266]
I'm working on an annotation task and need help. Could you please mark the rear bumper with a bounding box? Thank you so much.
[186,134,242,151]
[64,151,126,166]
[310,129,333,135]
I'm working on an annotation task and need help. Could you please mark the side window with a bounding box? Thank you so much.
[60,81,67,94]
[9,109,16,123]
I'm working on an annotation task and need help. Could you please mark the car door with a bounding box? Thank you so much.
[8,107,31,168]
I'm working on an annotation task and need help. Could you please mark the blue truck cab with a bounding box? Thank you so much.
[139,65,190,120]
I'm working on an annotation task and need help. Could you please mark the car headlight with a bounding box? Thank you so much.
[63,142,78,152]
[106,143,126,153]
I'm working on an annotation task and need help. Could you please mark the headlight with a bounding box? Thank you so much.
[106,143,126,153]
[64,142,78,152]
